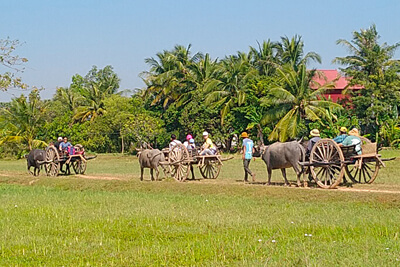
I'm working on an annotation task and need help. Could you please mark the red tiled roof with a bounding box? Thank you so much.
[312,70,363,90]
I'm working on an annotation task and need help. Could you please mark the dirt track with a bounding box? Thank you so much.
[72,173,400,194]
[336,187,400,194]
[75,174,124,180]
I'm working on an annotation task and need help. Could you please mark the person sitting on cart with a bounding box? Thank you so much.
[183,135,196,153]
[59,137,73,154]
[340,128,362,155]
[333,127,348,144]
[186,138,197,179]
[54,137,63,151]
[307,129,321,155]
[169,134,182,150]
[200,131,217,155]
[183,134,193,147]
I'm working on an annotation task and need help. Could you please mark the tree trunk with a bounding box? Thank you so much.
[257,124,264,146]
[121,134,124,154]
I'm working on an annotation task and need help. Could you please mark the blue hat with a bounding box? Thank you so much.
[189,138,195,143]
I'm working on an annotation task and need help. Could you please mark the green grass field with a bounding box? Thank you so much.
[1,151,400,266]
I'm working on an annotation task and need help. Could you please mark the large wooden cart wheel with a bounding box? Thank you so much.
[72,159,87,174]
[310,139,345,189]
[44,146,60,177]
[169,144,190,182]
[199,158,221,179]
[345,158,380,184]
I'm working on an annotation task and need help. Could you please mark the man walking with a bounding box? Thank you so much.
[241,132,256,182]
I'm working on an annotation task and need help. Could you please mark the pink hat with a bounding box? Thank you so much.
[186,134,193,141]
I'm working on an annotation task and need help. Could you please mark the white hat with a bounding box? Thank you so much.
[202,131,209,136]
[58,137,63,141]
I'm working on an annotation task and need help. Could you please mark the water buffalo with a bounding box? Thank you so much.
[260,141,306,186]
[137,149,167,181]
[25,149,46,176]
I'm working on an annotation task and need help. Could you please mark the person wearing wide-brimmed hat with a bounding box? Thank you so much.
[333,127,348,144]
[341,128,362,154]
[307,129,321,154]
[241,132,256,182]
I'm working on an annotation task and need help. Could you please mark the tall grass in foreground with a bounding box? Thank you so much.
[0,151,399,266]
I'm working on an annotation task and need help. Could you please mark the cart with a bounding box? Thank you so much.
[300,137,395,189]
[43,145,96,176]
[161,144,233,182]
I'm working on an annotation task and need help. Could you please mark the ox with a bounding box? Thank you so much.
[259,140,306,186]
[137,149,167,181]
[25,149,46,176]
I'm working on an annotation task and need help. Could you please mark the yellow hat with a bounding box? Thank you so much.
[348,128,359,136]
[241,132,249,138]
[310,129,320,137]
[339,127,347,133]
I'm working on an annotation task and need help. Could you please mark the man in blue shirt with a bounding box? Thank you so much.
[59,137,72,152]
[241,132,256,182]
[333,127,348,144]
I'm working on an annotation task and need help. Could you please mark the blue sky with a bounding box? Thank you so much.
[1,0,399,101]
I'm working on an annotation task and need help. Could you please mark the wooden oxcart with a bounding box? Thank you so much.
[43,145,96,176]
[161,144,233,182]
[300,137,395,189]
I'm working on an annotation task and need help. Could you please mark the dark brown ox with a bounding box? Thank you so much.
[25,149,46,176]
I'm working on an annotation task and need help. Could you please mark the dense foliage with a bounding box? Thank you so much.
[1,25,400,157]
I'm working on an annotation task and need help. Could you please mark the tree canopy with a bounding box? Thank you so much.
[1,25,400,157]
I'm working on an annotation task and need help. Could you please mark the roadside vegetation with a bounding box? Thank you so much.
[0,24,400,157]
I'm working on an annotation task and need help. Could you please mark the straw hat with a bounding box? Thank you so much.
[348,128,359,136]
[339,127,347,133]
[241,132,249,138]
[310,129,320,137]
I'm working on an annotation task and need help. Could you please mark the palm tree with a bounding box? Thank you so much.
[249,39,279,76]
[261,64,341,141]
[204,52,258,124]
[73,66,120,122]
[333,24,400,141]
[0,89,47,150]
[53,86,82,112]
[276,35,321,71]
[142,44,203,109]
[333,24,400,80]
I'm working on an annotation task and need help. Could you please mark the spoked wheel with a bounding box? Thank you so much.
[44,146,60,177]
[310,139,345,189]
[72,160,87,174]
[199,159,221,179]
[169,144,190,182]
[345,158,380,184]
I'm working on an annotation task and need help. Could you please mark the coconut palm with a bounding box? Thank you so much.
[0,89,47,150]
[204,52,258,124]
[53,86,82,112]
[73,66,120,122]
[334,24,400,141]
[333,24,400,80]
[249,39,279,76]
[276,35,321,71]
[261,64,342,141]
[143,44,203,109]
